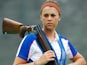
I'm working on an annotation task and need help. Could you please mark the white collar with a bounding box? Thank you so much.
[54,31,59,41]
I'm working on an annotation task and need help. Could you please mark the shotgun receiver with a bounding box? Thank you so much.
[2,18,58,65]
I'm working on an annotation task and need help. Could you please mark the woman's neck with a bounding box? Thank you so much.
[43,29,56,41]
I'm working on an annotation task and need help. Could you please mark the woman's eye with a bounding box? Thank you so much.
[44,14,49,17]
[51,14,56,17]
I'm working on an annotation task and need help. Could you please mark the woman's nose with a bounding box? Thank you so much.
[48,15,52,20]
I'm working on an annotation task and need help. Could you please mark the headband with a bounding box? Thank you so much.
[40,1,61,15]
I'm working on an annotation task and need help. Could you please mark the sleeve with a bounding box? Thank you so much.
[16,33,36,61]
[68,41,78,58]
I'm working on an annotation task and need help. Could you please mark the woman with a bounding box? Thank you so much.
[13,0,86,65]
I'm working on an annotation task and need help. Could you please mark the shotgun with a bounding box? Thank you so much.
[2,18,58,65]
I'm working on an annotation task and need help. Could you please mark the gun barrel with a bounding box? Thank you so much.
[2,18,23,34]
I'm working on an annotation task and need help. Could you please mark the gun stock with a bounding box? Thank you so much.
[2,18,35,38]
[3,18,23,34]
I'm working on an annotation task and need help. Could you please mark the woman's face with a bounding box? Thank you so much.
[40,6,60,31]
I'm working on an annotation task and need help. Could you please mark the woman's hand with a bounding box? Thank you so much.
[35,50,55,65]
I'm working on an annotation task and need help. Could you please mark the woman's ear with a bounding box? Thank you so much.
[59,17,61,22]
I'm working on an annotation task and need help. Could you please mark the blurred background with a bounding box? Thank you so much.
[0,0,87,65]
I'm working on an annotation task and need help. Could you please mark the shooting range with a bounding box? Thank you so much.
[0,0,87,65]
